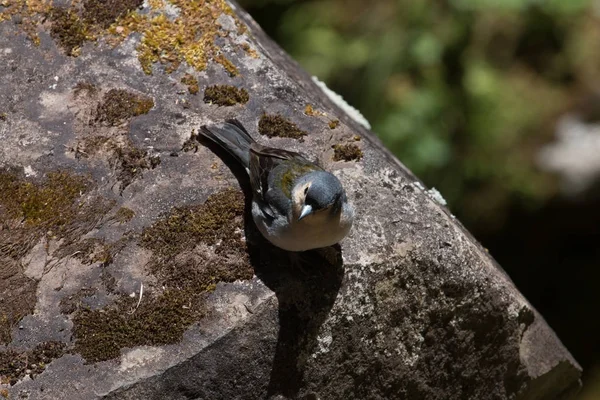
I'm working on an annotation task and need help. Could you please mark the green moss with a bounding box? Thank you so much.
[0,171,88,230]
[72,189,254,362]
[75,135,110,159]
[214,53,239,77]
[181,73,199,95]
[110,0,238,75]
[0,113,7,122]
[114,207,135,223]
[49,7,89,56]
[55,238,113,266]
[73,289,199,362]
[82,0,143,28]
[0,264,37,346]
[141,189,245,259]
[0,342,66,385]
[332,143,363,162]
[328,119,340,129]
[4,0,241,76]
[0,170,113,344]
[203,85,249,106]
[0,0,53,45]
[96,89,154,126]
[258,113,307,140]
[59,287,97,315]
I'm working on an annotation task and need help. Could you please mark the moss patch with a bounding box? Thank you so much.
[73,290,198,362]
[0,113,6,122]
[1,0,142,54]
[54,238,113,266]
[241,42,259,59]
[0,0,53,45]
[203,85,249,106]
[3,0,242,73]
[70,87,159,190]
[0,259,37,346]
[49,7,89,56]
[0,342,66,385]
[110,143,160,191]
[328,119,339,129]
[0,170,114,344]
[109,0,239,75]
[82,0,143,29]
[304,104,324,117]
[332,143,363,162]
[72,189,253,362]
[60,287,97,315]
[181,73,199,95]
[214,53,239,77]
[114,207,135,223]
[96,89,154,126]
[258,114,307,140]
[0,171,111,254]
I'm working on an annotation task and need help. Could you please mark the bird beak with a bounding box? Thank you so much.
[298,205,313,221]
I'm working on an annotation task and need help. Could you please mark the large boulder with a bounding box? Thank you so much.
[0,1,581,399]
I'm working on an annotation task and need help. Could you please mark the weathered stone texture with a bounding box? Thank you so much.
[0,1,580,399]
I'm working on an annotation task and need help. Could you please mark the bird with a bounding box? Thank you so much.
[199,119,354,252]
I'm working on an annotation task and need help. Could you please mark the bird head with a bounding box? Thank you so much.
[291,171,346,223]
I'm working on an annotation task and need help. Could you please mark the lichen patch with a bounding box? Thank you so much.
[2,0,243,75]
[109,0,241,75]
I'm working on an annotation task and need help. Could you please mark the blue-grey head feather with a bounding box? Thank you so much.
[296,171,345,211]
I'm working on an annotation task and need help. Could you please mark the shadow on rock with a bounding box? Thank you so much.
[248,238,344,399]
[198,133,345,398]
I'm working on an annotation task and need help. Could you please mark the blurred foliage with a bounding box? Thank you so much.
[239,0,600,233]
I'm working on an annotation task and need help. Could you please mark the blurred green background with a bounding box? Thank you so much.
[239,0,600,396]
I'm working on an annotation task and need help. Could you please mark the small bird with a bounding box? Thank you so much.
[199,119,354,252]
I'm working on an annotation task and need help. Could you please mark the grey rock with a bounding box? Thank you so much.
[0,1,581,399]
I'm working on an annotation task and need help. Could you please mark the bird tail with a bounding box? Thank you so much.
[199,119,255,170]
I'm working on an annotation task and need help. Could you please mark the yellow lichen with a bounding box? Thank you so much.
[108,0,240,75]
[3,0,242,75]
[0,0,53,44]
[304,104,325,116]
[181,73,199,95]
[241,42,259,59]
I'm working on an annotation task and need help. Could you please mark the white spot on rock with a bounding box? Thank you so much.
[119,347,166,372]
[312,76,371,129]
[24,165,37,177]
[426,187,447,206]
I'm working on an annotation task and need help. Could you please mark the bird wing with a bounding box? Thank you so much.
[249,144,321,217]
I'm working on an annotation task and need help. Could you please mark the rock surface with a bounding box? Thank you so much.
[0,1,581,399]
